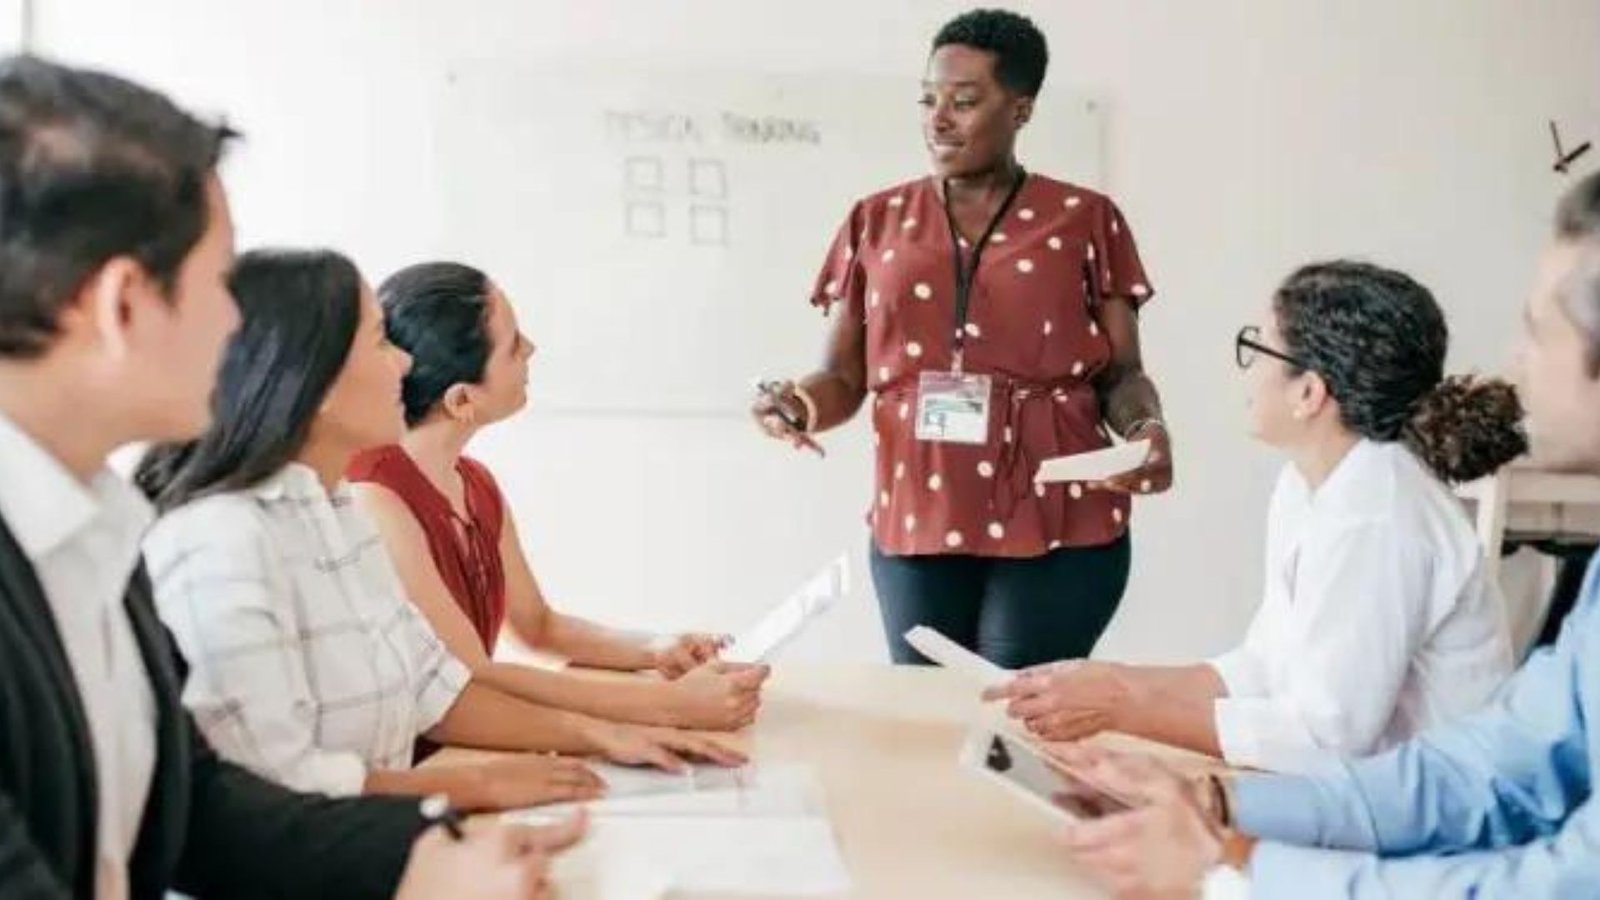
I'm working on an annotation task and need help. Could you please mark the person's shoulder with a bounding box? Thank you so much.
[1027,173,1105,200]
[1327,443,1476,553]
[347,444,412,485]
[143,490,272,580]
[458,454,498,486]
[459,455,508,517]
[846,177,934,215]
[149,490,267,543]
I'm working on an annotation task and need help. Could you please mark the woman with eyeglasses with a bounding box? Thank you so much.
[985,259,1525,773]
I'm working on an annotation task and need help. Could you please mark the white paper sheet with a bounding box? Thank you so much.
[548,816,851,898]
[904,625,1012,689]
[723,556,849,663]
[1034,439,1150,484]
[531,762,825,819]
[509,764,850,897]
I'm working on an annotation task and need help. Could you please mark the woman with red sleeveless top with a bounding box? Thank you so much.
[350,263,766,731]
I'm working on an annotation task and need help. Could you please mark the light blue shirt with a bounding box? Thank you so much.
[1233,552,1600,898]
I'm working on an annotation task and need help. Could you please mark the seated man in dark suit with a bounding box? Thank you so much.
[0,55,582,900]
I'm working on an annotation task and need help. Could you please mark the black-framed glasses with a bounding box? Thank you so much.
[1235,325,1308,370]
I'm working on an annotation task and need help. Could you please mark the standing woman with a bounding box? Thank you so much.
[753,9,1171,667]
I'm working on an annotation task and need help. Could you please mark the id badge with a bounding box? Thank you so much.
[915,371,992,445]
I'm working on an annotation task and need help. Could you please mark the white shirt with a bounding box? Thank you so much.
[1208,439,1512,773]
[0,414,155,900]
[143,463,470,797]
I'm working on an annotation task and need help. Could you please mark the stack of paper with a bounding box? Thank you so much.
[509,763,851,898]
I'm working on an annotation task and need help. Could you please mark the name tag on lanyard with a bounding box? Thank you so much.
[914,166,1026,447]
[915,371,993,444]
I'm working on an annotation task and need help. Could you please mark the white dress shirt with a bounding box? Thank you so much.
[1208,439,1512,772]
[0,414,155,900]
[143,462,470,797]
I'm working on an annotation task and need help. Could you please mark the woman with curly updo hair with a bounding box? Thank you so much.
[985,259,1524,774]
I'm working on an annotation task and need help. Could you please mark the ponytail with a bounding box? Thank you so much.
[1401,375,1526,484]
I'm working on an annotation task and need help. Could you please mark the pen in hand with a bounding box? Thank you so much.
[755,380,826,457]
[420,793,466,841]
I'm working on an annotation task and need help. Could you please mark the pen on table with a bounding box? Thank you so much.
[420,793,466,841]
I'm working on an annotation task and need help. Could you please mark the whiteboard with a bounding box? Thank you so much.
[432,62,1103,414]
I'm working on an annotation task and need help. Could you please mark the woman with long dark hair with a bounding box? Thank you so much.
[137,249,742,812]
[986,260,1524,773]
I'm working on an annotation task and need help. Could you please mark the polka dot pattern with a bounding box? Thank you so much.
[807,177,1152,557]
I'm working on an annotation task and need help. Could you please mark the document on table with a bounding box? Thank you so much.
[535,761,825,818]
[723,555,849,664]
[510,763,851,897]
[549,817,851,899]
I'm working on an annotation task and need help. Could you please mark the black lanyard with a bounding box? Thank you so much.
[941,166,1028,362]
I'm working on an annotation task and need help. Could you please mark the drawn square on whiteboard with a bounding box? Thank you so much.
[689,205,728,246]
[625,201,666,239]
[625,156,664,192]
[688,158,727,199]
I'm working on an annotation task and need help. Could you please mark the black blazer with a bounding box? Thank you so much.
[0,513,428,899]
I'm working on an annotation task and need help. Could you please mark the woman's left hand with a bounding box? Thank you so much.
[1097,421,1174,495]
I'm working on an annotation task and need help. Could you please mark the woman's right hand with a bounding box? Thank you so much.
[660,661,770,731]
[750,380,825,457]
[582,720,750,772]
[397,810,587,900]
[460,753,606,811]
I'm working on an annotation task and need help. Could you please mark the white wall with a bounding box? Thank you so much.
[36,0,1600,663]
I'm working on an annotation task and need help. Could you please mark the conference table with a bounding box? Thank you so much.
[429,664,1225,899]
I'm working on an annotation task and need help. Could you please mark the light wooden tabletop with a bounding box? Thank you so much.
[430,664,1225,899]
